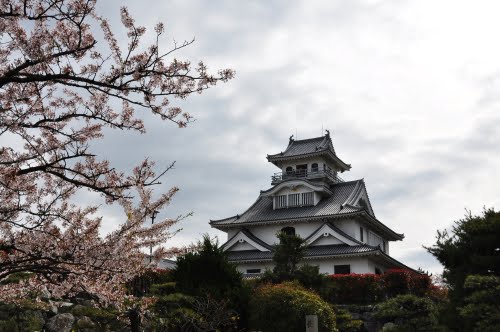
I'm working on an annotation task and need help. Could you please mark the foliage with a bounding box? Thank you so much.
[334,306,364,332]
[260,263,327,292]
[0,303,45,332]
[249,281,337,332]
[326,273,383,304]
[381,269,432,297]
[458,275,500,331]
[324,269,433,304]
[373,294,441,331]
[70,305,122,331]
[294,264,328,290]
[155,235,247,331]
[0,0,233,305]
[151,284,239,332]
[172,235,243,297]
[127,269,172,297]
[426,208,500,329]
[272,231,307,279]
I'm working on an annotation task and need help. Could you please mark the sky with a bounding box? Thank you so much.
[85,0,500,275]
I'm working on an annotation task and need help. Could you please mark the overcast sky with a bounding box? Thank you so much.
[87,0,500,274]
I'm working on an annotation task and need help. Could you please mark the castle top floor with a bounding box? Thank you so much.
[267,131,351,185]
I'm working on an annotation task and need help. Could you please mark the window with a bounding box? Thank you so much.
[246,269,261,274]
[311,163,319,173]
[334,265,351,274]
[281,227,295,236]
[301,192,314,206]
[375,267,382,275]
[288,193,300,207]
[360,227,364,242]
[296,164,307,177]
[285,166,293,174]
[274,195,287,209]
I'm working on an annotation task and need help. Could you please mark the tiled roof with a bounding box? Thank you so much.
[266,134,350,171]
[227,244,378,262]
[211,180,364,225]
[270,136,333,158]
[210,179,403,241]
[222,228,274,251]
[304,222,364,245]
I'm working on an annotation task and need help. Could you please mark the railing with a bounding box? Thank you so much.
[271,169,344,184]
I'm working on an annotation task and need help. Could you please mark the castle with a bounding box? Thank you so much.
[210,131,412,276]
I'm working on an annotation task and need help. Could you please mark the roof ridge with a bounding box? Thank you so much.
[291,135,326,143]
[333,179,362,186]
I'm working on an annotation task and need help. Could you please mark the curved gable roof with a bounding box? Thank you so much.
[210,180,364,226]
[267,134,351,171]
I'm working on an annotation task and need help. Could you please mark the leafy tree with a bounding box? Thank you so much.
[458,275,500,331]
[426,208,500,329]
[272,231,307,280]
[170,235,248,330]
[173,235,243,297]
[0,0,233,305]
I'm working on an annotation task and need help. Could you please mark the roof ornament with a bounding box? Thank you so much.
[289,134,294,144]
[325,129,330,137]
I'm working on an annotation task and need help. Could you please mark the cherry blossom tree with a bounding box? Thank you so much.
[0,0,234,305]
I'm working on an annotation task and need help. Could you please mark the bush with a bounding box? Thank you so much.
[381,269,413,297]
[325,274,383,304]
[373,294,440,331]
[249,281,337,332]
[334,306,364,332]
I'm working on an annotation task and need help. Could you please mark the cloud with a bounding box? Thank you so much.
[62,0,500,274]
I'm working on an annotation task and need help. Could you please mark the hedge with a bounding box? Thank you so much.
[325,269,433,304]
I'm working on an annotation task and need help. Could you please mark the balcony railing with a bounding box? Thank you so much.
[271,169,344,185]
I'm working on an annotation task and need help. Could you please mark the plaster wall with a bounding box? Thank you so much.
[234,256,376,275]
[310,235,343,246]
[229,241,256,251]
[248,222,317,245]
[333,219,359,240]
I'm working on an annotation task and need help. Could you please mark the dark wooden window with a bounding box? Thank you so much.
[285,166,293,174]
[311,163,319,172]
[281,226,296,236]
[334,264,351,274]
[246,269,261,274]
[296,164,307,177]
[301,192,314,206]
[375,267,382,275]
[288,193,300,207]
[360,227,364,242]
[274,195,287,209]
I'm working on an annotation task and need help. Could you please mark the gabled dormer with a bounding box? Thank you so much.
[260,179,332,210]
[267,131,351,186]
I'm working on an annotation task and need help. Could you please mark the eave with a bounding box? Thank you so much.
[267,150,351,172]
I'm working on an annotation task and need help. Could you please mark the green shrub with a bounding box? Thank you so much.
[373,294,440,331]
[249,281,337,332]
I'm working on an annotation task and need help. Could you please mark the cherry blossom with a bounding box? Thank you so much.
[0,0,234,306]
